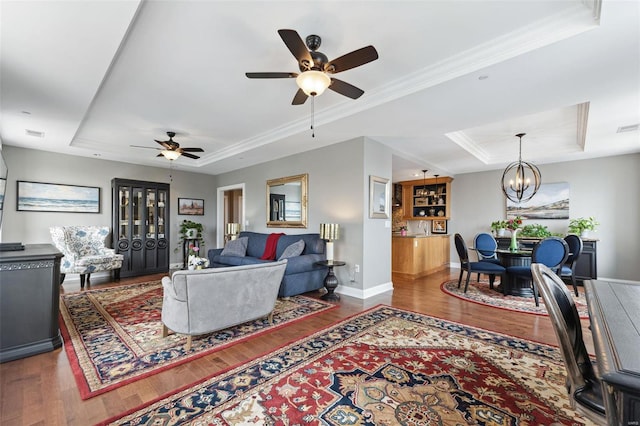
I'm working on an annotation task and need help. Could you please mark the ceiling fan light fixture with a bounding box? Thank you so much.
[296,70,331,96]
[161,150,181,161]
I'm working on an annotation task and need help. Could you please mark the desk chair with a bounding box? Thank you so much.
[560,234,583,296]
[455,234,506,293]
[473,233,502,281]
[507,237,569,306]
[531,264,606,423]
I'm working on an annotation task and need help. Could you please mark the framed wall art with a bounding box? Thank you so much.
[178,198,204,215]
[506,182,569,220]
[369,175,390,219]
[17,181,100,213]
[431,219,447,234]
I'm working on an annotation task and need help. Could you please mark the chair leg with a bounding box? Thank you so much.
[531,277,540,307]
[477,273,481,282]
[488,275,495,289]
[80,274,86,289]
[464,272,472,293]
[571,274,579,296]
[59,273,66,285]
[457,269,464,288]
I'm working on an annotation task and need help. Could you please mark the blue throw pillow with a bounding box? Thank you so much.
[221,237,248,257]
[278,239,305,260]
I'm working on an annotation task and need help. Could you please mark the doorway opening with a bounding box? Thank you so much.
[216,183,245,248]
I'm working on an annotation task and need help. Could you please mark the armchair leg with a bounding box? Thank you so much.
[268,311,274,325]
[59,273,66,285]
[185,335,192,351]
[114,268,121,281]
[162,324,169,338]
[80,274,86,289]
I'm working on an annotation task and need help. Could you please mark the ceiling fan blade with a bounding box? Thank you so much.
[326,45,378,74]
[328,78,365,99]
[278,29,312,66]
[154,140,171,149]
[131,145,161,150]
[180,152,200,160]
[246,72,297,79]
[181,147,204,152]
[292,88,308,105]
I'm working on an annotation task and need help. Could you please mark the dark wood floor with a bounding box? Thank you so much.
[0,268,593,425]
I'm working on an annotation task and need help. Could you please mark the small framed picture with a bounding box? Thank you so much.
[432,219,447,234]
[178,198,204,215]
[369,175,390,219]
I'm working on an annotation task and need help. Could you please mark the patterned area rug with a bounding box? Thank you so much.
[59,280,336,400]
[441,278,590,318]
[100,306,595,426]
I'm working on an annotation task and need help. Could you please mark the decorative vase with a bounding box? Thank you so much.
[581,230,590,238]
[509,229,519,251]
[188,265,195,271]
[497,228,506,237]
[196,265,203,270]
[400,229,407,236]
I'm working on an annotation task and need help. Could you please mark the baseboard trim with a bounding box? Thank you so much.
[336,281,394,300]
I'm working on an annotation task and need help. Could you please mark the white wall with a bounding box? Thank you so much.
[1,146,217,265]
[452,153,640,280]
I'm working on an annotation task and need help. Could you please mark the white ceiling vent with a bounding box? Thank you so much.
[616,123,639,133]
[25,129,45,138]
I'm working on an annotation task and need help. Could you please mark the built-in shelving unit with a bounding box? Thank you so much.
[401,176,453,220]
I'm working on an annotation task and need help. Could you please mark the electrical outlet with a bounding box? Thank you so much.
[354,264,360,273]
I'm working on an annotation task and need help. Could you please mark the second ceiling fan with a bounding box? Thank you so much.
[246,29,379,105]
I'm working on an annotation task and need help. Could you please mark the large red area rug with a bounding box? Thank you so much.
[59,280,336,400]
[100,305,596,426]
[441,278,590,318]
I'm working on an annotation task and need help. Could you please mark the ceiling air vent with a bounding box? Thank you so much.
[25,129,45,138]
[616,123,639,133]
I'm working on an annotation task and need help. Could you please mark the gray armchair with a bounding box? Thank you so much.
[161,260,287,350]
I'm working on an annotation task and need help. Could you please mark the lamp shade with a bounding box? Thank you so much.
[226,223,240,235]
[161,150,181,160]
[319,223,339,241]
[296,70,331,96]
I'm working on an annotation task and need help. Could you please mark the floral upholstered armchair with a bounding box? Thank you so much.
[50,226,123,288]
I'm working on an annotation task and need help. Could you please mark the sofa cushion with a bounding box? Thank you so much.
[221,237,248,257]
[278,239,305,260]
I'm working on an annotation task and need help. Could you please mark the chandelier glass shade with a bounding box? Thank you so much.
[501,133,541,203]
[161,150,181,161]
[296,70,331,96]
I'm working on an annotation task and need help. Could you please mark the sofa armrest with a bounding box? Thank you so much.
[162,275,187,301]
[208,248,223,264]
[283,253,327,274]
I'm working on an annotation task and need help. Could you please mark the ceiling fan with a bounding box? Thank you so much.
[131,132,204,160]
[246,29,379,105]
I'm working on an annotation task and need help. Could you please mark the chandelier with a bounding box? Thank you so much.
[501,133,541,203]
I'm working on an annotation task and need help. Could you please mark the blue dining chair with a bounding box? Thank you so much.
[473,232,502,281]
[507,237,569,306]
[560,234,583,296]
[455,234,506,293]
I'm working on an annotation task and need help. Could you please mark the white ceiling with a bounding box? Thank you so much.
[1,0,638,182]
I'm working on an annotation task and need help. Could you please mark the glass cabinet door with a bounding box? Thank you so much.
[132,188,143,239]
[146,188,156,238]
[119,187,130,240]
[157,189,167,239]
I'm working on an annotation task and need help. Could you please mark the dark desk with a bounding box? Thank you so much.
[496,249,533,297]
[585,279,640,425]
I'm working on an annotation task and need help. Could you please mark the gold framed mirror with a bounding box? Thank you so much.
[266,173,308,228]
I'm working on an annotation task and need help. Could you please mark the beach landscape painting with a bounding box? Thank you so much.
[507,182,569,220]
[17,181,100,213]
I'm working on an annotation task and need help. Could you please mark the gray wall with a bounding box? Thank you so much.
[452,153,640,280]
[1,146,217,266]
[214,137,393,293]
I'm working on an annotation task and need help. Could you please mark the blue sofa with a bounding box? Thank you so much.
[207,231,327,297]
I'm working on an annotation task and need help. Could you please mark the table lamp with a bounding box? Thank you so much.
[226,222,240,240]
[319,223,340,262]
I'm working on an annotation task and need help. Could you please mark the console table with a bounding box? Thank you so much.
[585,279,640,425]
[0,244,63,362]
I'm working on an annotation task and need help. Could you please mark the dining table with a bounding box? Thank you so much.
[495,248,534,297]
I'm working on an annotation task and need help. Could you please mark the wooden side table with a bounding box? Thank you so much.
[314,260,346,301]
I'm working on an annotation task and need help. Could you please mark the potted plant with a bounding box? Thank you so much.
[175,219,205,253]
[568,216,599,238]
[490,220,508,237]
[399,225,408,236]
